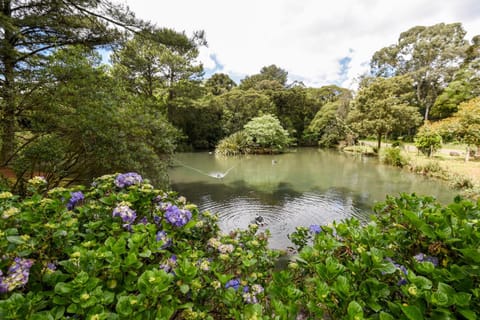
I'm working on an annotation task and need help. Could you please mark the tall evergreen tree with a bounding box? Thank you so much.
[0,0,144,165]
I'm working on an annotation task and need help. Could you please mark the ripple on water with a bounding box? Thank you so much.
[199,191,368,249]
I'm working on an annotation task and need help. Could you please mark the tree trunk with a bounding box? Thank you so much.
[0,0,15,165]
[465,145,470,162]
[377,133,382,150]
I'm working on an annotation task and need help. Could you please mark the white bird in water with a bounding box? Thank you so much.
[209,166,235,179]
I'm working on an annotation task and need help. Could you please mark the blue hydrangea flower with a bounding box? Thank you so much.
[242,284,263,304]
[159,255,177,274]
[225,279,241,290]
[413,253,439,267]
[309,224,322,234]
[67,191,84,210]
[165,204,192,227]
[385,257,408,285]
[156,230,172,249]
[114,172,143,188]
[0,257,34,293]
[112,204,137,227]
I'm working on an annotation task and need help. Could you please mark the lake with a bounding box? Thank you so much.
[168,148,456,249]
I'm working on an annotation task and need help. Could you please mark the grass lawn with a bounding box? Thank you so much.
[360,140,480,194]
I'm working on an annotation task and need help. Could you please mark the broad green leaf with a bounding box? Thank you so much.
[454,292,472,307]
[375,261,396,274]
[379,311,395,320]
[347,301,364,319]
[116,296,133,316]
[457,308,477,320]
[54,283,73,295]
[400,305,424,320]
[6,236,25,244]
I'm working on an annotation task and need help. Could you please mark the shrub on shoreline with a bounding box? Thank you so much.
[216,114,291,156]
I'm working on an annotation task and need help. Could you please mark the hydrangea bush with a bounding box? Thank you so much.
[0,173,479,319]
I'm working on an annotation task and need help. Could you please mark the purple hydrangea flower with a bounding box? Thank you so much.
[156,230,172,249]
[0,270,6,293]
[225,279,241,291]
[242,284,263,304]
[153,215,162,224]
[0,257,34,293]
[47,263,56,272]
[112,204,137,229]
[309,224,322,234]
[67,191,84,210]
[165,205,192,227]
[414,253,439,267]
[385,257,408,286]
[159,255,177,274]
[114,172,143,188]
[138,217,148,225]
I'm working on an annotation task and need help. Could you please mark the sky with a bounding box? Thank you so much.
[120,0,480,89]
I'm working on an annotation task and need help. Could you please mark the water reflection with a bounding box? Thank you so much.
[169,148,456,249]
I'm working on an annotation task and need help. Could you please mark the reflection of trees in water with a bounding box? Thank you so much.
[171,180,302,207]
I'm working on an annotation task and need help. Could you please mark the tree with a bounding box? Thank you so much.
[111,27,206,149]
[0,0,145,165]
[414,124,442,157]
[370,23,469,121]
[430,35,480,119]
[348,75,423,149]
[306,97,352,148]
[219,89,275,136]
[111,28,205,104]
[12,47,179,188]
[239,65,288,90]
[304,86,352,145]
[243,114,291,152]
[205,73,237,95]
[450,97,480,161]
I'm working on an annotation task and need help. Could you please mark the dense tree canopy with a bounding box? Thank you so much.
[205,73,237,95]
[11,47,179,189]
[371,23,469,121]
[348,75,423,149]
[239,64,288,90]
[0,0,146,165]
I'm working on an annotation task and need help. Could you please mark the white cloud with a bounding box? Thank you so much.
[121,0,480,88]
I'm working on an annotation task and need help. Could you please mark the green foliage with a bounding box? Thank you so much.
[239,65,288,90]
[243,114,292,152]
[219,90,276,136]
[287,194,480,319]
[409,161,449,180]
[370,22,469,120]
[348,75,423,149]
[10,47,179,189]
[306,98,353,148]
[216,114,291,155]
[415,124,443,157]
[205,73,237,96]
[215,131,250,156]
[0,0,145,165]
[1,175,480,319]
[0,173,278,319]
[380,147,408,167]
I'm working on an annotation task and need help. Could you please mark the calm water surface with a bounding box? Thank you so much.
[169,148,455,249]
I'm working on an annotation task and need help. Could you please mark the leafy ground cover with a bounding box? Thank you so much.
[1,173,479,319]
